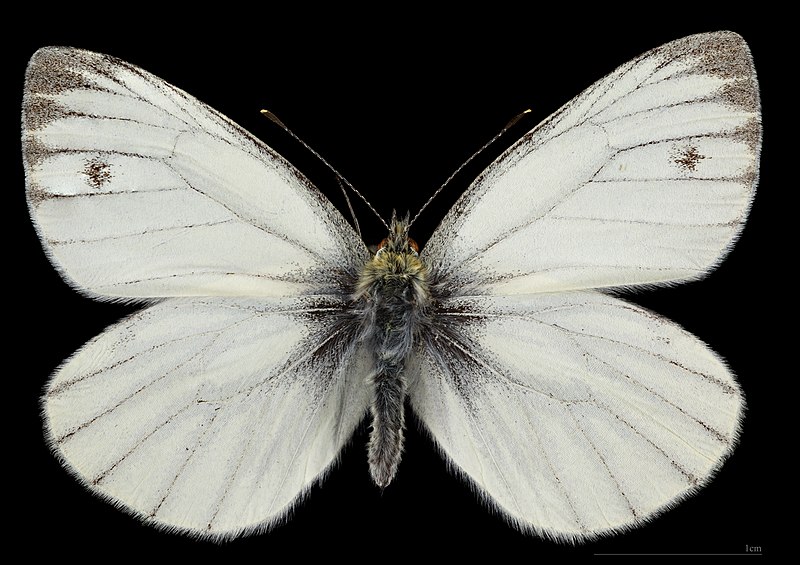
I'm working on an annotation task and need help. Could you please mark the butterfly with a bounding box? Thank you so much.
[23,31,760,542]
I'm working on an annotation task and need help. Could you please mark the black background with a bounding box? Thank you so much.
[9,11,778,560]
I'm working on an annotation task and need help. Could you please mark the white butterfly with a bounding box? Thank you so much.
[23,31,760,542]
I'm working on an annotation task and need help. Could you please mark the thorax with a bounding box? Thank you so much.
[352,222,431,371]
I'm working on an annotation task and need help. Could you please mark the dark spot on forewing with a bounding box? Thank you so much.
[84,157,113,189]
[672,144,707,173]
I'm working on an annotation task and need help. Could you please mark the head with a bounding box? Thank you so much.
[354,214,430,306]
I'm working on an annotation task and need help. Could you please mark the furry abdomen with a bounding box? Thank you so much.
[354,222,430,487]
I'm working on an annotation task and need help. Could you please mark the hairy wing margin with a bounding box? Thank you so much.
[43,297,370,539]
[409,292,743,541]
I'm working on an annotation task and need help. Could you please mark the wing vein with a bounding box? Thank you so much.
[264,326,353,513]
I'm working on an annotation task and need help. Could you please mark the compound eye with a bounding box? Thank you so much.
[408,238,419,254]
[375,237,389,256]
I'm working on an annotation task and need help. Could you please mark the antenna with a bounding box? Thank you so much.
[408,109,532,228]
[261,109,390,233]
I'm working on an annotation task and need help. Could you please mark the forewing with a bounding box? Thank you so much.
[43,297,370,539]
[409,292,743,541]
[23,47,366,300]
[423,32,760,295]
